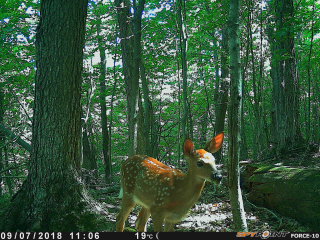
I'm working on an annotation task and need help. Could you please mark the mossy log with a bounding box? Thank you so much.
[243,164,320,230]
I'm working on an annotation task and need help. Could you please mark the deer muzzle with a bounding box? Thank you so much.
[210,171,223,184]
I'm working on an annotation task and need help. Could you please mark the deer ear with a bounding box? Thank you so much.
[183,138,194,156]
[204,132,224,153]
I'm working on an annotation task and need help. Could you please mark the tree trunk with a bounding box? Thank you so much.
[132,0,145,155]
[244,164,320,231]
[215,28,229,135]
[214,28,229,163]
[280,0,302,147]
[228,0,248,232]
[115,0,145,156]
[0,92,13,195]
[248,3,263,161]
[0,0,107,231]
[268,0,303,154]
[97,20,111,182]
[306,2,315,142]
[140,61,152,156]
[177,0,188,140]
[81,116,97,171]
[115,0,135,156]
[0,91,3,196]
[136,92,146,154]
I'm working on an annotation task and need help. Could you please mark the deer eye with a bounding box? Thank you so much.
[197,161,204,167]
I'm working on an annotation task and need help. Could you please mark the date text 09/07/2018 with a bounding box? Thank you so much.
[0,232,101,240]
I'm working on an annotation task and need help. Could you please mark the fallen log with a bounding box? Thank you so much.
[243,164,320,231]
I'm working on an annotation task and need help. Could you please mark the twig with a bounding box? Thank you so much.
[243,193,282,227]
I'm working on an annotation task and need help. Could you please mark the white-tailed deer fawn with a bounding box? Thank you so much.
[116,132,224,232]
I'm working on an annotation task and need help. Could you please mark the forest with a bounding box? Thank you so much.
[0,0,320,233]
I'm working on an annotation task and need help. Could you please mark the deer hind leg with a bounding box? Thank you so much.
[135,207,151,232]
[116,195,136,232]
[151,212,164,232]
[164,220,174,232]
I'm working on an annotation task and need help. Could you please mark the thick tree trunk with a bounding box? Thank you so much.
[228,0,248,232]
[268,0,303,153]
[115,0,136,156]
[0,0,107,231]
[244,164,320,231]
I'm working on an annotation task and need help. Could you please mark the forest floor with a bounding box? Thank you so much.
[95,182,312,232]
[87,148,320,232]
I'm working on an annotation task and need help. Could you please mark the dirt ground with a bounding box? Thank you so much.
[85,149,320,232]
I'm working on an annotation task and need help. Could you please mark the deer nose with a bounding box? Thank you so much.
[211,171,222,182]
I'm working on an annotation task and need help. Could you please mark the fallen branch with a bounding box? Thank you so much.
[243,193,282,227]
[0,123,32,152]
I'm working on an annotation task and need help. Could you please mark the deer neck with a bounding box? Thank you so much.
[179,165,206,199]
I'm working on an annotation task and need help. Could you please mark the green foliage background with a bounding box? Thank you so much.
[0,0,319,195]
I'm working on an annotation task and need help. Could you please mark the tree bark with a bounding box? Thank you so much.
[140,61,152,156]
[248,3,263,161]
[136,92,145,154]
[115,0,145,156]
[177,0,188,140]
[97,20,111,182]
[115,0,135,156]
[81,116,97,171]
[268,0,303,153]
[0,91,3,196]
[0,0,107,231]
[214,28,229,163]
[228,0,248,232]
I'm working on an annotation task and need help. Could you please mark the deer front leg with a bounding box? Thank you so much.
[116,196,136,232]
